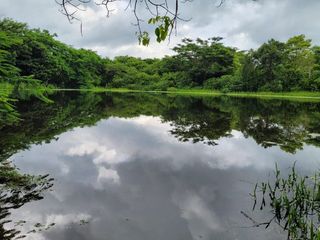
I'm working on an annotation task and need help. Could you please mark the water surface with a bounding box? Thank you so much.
[1,92,320,239]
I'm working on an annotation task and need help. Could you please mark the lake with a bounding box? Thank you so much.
[1,91,320,240]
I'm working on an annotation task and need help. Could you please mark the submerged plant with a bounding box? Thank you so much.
[250,163,320,239]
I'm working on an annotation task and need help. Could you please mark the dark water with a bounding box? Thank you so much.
[1,91,320,240]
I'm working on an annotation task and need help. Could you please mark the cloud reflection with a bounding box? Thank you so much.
[10,115,320,240]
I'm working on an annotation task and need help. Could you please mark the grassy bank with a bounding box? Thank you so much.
[66,88,320,101]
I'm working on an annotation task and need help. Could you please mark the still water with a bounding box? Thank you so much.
[1,91,320,239]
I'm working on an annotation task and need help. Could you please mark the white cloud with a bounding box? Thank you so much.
[173,191,222,239]
[67,142,109,157]
[98,167,120,183]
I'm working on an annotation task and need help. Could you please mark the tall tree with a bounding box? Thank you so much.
[169,37,236,86]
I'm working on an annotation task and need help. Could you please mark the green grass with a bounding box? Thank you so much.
[224,91,320,102]
[65,88,320,101]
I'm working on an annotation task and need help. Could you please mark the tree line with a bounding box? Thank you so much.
[1,18,320,93]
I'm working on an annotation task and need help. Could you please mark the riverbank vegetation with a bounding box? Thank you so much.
[1,18,320,94]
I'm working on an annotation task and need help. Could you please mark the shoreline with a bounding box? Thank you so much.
[49,88,320,101]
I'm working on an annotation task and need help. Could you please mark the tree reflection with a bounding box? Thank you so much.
[0,92,320,160]
[0,93,20,128]
[232,99,318,153]
[161,97,233,145]
[0,160,53,239]
[1,91,320,238]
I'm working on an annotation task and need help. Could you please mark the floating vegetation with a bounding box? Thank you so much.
[250,163,320,240]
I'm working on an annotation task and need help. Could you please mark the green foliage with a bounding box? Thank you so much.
[137,16,175,46]
[170,38,236,86]
[0,83,20,125]
[204,75,236,92]
[0,18,105,89]
[241,35,319,92]
[251,164,320,239]
[0,18,108,118]
[102,34,320,92]
[102,37,238,90]
[2,19,320,96]
[0,33,20,80]
[160,71,190,88]
[148,16,174,43]
[138,32,150,46]
[104,56,163,90]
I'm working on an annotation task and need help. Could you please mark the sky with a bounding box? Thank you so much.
[0,0,320,58]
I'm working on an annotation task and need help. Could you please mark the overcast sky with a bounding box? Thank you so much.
[1,0,320,58]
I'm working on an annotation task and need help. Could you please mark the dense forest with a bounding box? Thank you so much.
[1,18,320,95]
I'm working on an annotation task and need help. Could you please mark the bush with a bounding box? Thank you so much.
[204,75,236,91]
[160,72,192,88]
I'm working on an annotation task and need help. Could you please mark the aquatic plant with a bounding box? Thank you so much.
[251,163,320,239]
